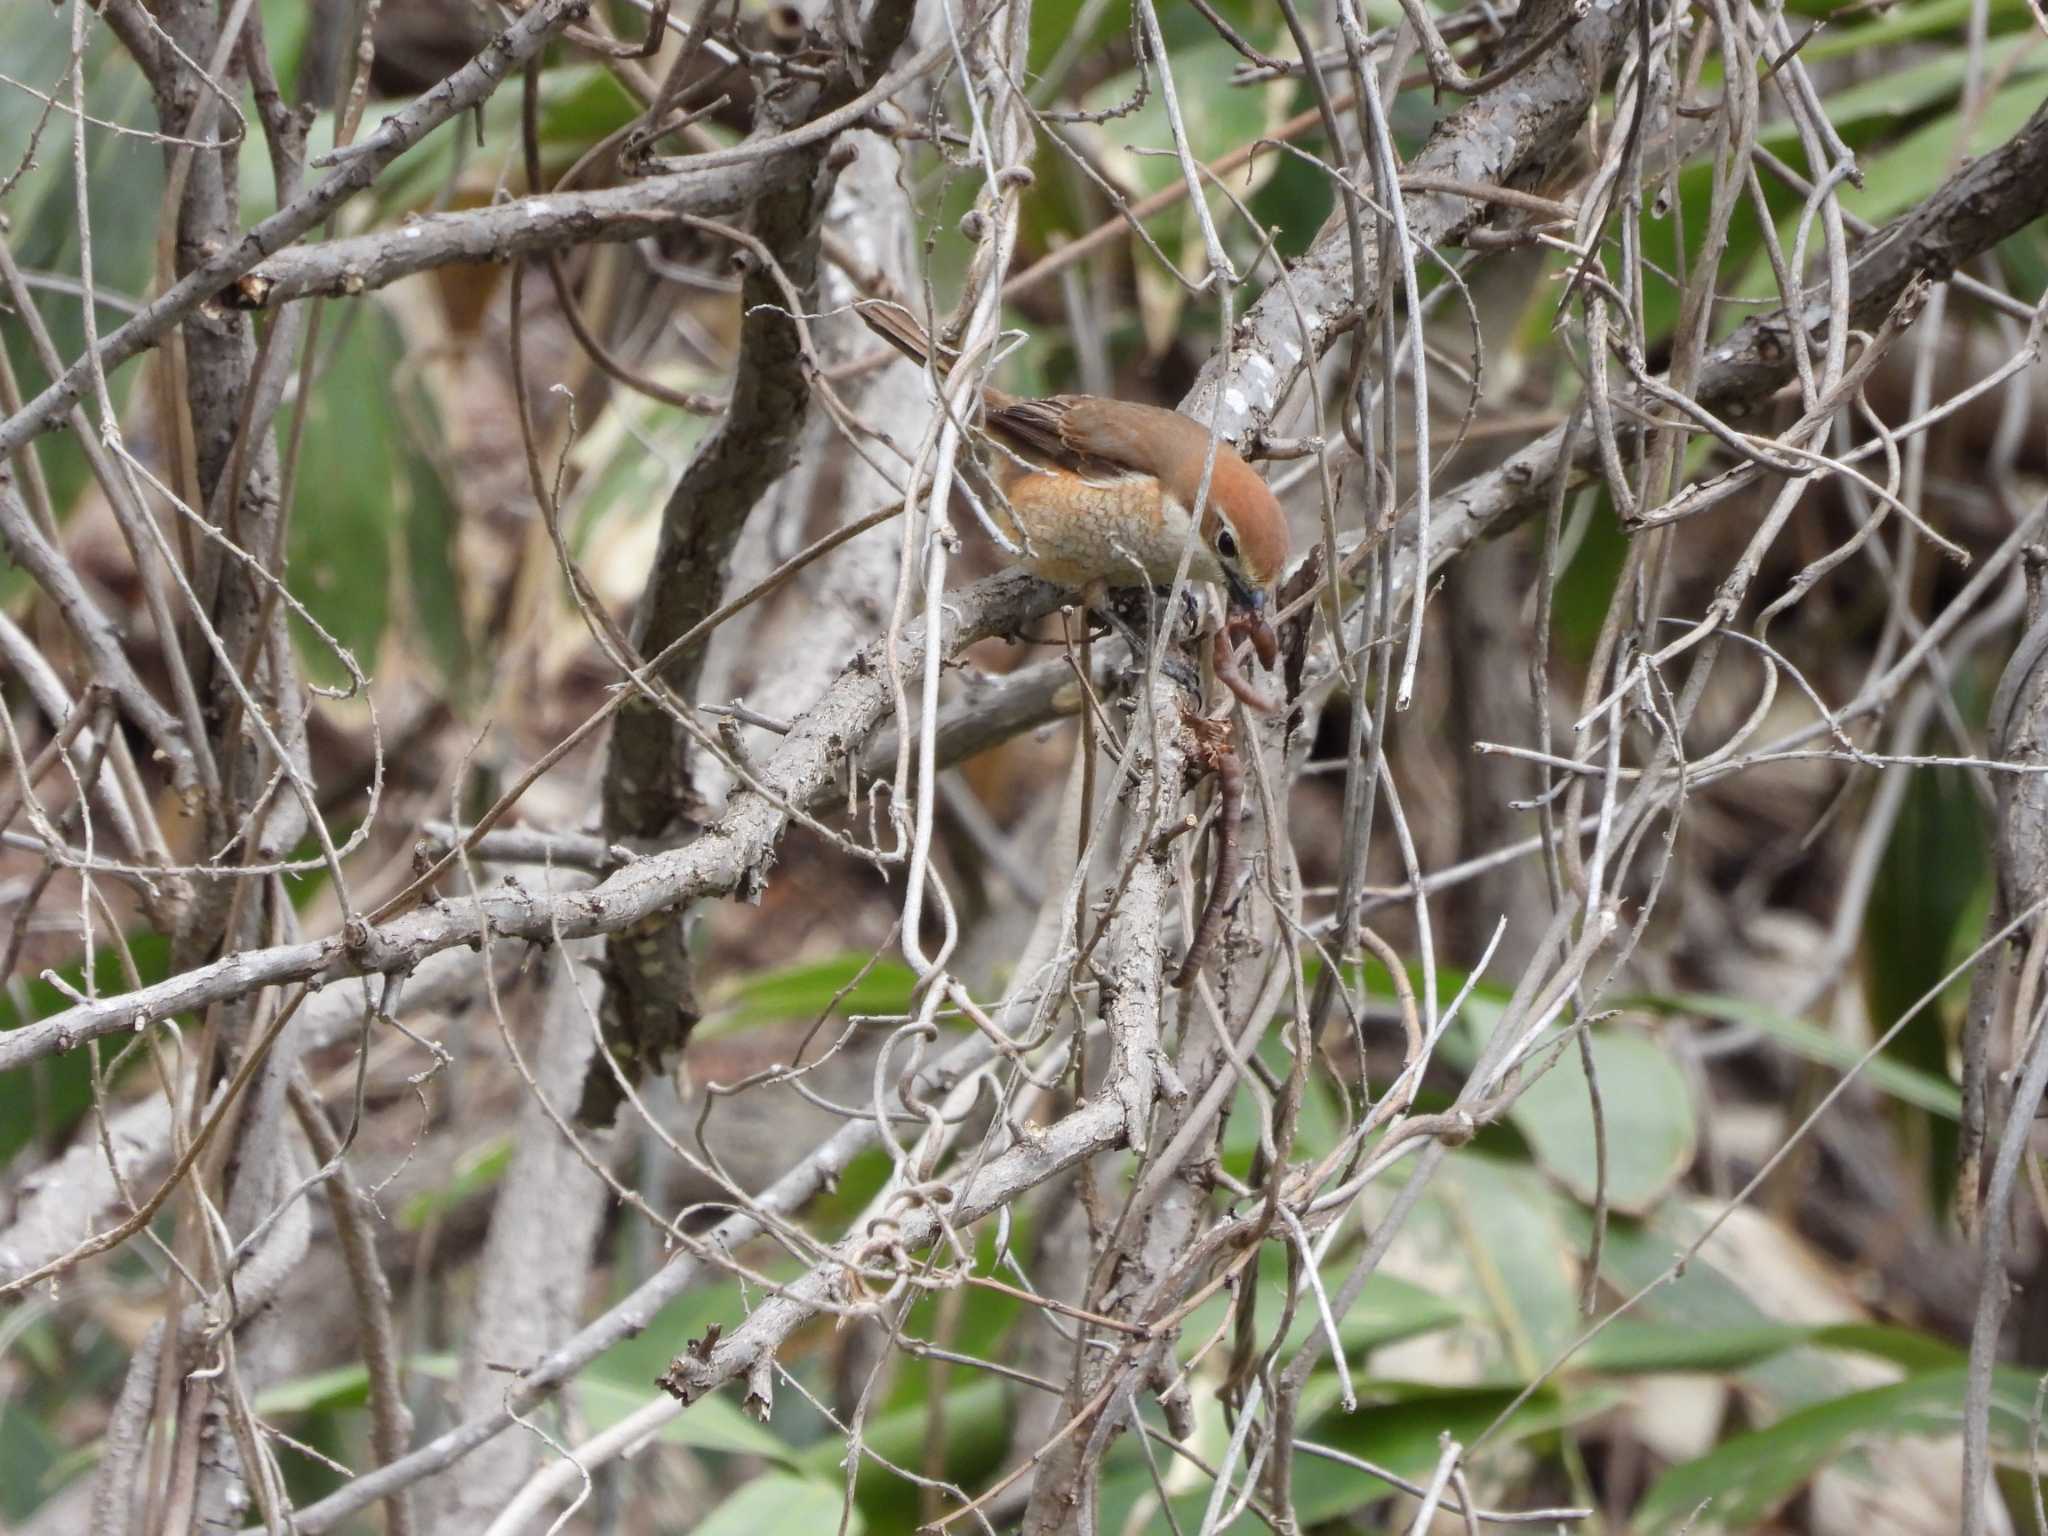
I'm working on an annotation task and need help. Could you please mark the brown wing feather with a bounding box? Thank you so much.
[980,396,1074,463]
[855,300,951,375]
[1049,398,1210,480]
[984,395,1199,481]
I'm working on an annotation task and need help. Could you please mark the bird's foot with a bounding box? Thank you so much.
[1088,585,1202,702]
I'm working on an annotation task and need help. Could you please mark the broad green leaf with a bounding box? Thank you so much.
[1807,33,2046,124]
[799,1377,1012,1531]
[876,1218,1042,1419]
[1093,1380,1611,1534]
[800,1377,1007,1481]
[1865,763,1987,1050]
[1574,1320,1821,1375]
[1322,1272,1469,1356]
[388,368,473,689]
[278,304,467,687]
[1590,1207,1884,1418]
[694,1474,863,1536]
[1805,0,2034,57]
[1551,493,1630,665]
[567,360,717,581]
[1638,1366,2043,1532]
[1653,993,1961,1118]
[1026,0,1129,76]
[1080,45,1290,206]
[285,310,396,680]
[1291,1380,1616,1526]
[1222,1034,1345,1170]
[254,1355,451,1417]
[254,0,310,91]
[587,1276,745,1396]
[1508,1029,1697,1215]
[1846,75,2048,227]
[699,953,920,1038]
[1434,1154,1581,1368]
[1574,1319,1962,1377]
[1812,1322,1970,1374]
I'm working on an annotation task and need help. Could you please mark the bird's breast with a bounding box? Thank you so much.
[1001,470,1221,589]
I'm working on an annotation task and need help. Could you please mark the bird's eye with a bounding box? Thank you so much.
[1216,530,1238,560]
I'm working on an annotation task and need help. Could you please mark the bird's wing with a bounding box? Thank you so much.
[855,300,948,375]
[981,396,1080,464]
[1053,398,1218,485]
[983,395,1197,483]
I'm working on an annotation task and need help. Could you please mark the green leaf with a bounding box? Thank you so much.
[1650,993,1961,1118]
[699,953,920,1039]
[388,369,473,690]
[284,312,395,681]
[1289,1380,1616,1526]
[398,1135,512,1230]
[1433,1154,1582,1369]
[1586,1209,1870,1417]
[799,1377,1007,1480]
[0,1398,70,1521]
[577,1376,796,1462]
[1638,1366,2042,1532]
[1551,494,1630,665]
[1223,1034,1346,1170]
[1507,1029,1697,1215]
[587,1276,744,1393]
[1026,0,1129,75]
[1576,1318,1973,1378]
[1811,1322,1969,1374]
[1866,762,1987,1046]
[255,1357,452,1418]
[255,0,310,92]
[1846,74,2048,227]
[1575,1320,1821,1375]
[0,933,171,1166]
[693,1474,863,1536]
[888,1230,1031,1417]
[799,1376,1012,1531]
[1805,0,2034,58]
[1806,32,2046,125]
[1323,1271,1469,1355]
[1093,1380,1611,1534]
[0,13,162,534]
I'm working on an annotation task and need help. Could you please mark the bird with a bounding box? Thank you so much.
[856,301,1289,620]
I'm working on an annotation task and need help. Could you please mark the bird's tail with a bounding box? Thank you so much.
[855,300,955,377]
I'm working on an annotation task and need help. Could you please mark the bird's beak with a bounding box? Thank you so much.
[1223,566,1265,614]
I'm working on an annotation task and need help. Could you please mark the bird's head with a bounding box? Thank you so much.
[1206,456,1290,616]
